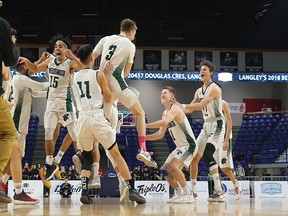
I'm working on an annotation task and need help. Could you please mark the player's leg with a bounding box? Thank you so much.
[88,140,101,188]
[43,111,59,181]
[118,89,157,168]
[107,143,146,204]
[10,135,39,204]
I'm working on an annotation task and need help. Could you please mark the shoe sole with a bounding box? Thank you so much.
[44,165,59,181]
[72,155,82,175]
[129,194,146,204]
[136,154,157,168]
[0,195,12,203]
[207,198,226,202]
[39,168,52,188]
[88,183,101,189]
[13,199,40,205]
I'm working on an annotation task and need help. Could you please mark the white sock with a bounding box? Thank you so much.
[92,162,99,178]
[212,173,222,191]
[14,183,22,195]
[46,155,53,165]
[175,186,183,196]
[54,150,65,164]
[117,173,124,184]
[191,179,197,191]
[183,184,189,194]
[1,174,10,184]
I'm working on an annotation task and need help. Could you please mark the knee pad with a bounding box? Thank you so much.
[203,143,217,168]
[67,122,77,141]
[45,128,55,140]
[82,150,93,170]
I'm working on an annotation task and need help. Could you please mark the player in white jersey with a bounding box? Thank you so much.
[146,86,198,204]
[72,44,145,204]
[0,62,48,204]
[181,60,226,202]
[213,99,242,200]
[19,35,83,183]
[93,18,157,169]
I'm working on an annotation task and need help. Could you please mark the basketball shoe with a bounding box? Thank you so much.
[136,149,157,168]
[0,187,11,203]
[39,167,52,188]
[0,181,7,193]
[207,190,225,202]
[13,190,39,205]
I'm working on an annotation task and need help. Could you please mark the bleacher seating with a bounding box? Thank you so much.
[22,114,39,167]
[234,113,288,167]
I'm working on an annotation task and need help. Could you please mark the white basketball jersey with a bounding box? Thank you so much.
[93,35,136,92]
[46,56,73,112]
[166,110,196,148]
[197,82,224,122]
[73,69,103,111]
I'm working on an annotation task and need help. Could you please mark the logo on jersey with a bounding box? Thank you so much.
[176,149,183,155]
[221,158,227,164]
[63,113,70,121]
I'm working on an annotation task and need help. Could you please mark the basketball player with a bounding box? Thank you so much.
[214,99,242,200]
[0,62,48,204]
[92,18,157,169]
[181,60,226,202]
[73,44,145,204]
[146,86,198,203]
[18,34,83,183]
[0,17,18,203]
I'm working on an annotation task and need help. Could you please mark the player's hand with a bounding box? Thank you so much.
[64,49,74,59]
[18,56,28,64]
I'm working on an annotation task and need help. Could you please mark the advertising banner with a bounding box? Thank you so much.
[254,181,288,198]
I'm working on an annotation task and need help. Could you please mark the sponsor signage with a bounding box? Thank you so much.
[254,181,288,198]
[135,181,170,202]
[229,103,246,113]
[50,180,82,199]
[221,180,250,198]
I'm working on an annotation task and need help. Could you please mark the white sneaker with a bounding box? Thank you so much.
[173,195,195,204]
[234,181,242,200]
[136,149,157,168]
[167,195,182,203]
[89,176,101,189]
[72,152,82,175]
[120,186,129,202]
[207,190,225,202]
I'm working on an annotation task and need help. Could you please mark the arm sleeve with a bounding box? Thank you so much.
[21,76,49,91]
[31,90,48,98]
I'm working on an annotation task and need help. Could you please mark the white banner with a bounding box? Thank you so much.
[135,180,170,202]
[254,181,288,198]
[50,180,82,199]
[8,180,43,199]
[229,103,246,113]
[222,180,250,198]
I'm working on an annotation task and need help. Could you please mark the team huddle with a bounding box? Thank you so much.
[1,18,242,205]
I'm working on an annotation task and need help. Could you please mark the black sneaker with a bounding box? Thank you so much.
[44,163,59,181]
[128,189,146,204]
[80,189,93,204]
[0,188,12,203]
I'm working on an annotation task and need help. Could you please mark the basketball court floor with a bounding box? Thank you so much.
[1,196,288,216]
